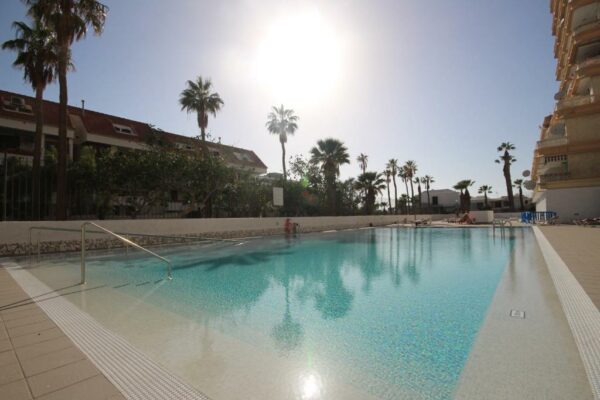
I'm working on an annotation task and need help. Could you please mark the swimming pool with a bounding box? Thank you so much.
[23,227,521,400]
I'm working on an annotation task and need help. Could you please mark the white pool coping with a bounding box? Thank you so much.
[2,259,211,400]
[533,226,600,399]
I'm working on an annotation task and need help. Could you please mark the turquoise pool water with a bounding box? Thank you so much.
[27,227,521,399]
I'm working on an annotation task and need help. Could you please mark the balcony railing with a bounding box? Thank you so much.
[577,55,600,71]
[556,94,594,111]
[573,19,600,36]
[539,172,571,184]
[536,136,568,149]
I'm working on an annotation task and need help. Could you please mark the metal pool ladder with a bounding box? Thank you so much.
[80,222,172,284]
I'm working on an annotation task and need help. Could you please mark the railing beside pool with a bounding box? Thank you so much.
[81,222,173,283]
[28,223,175,283]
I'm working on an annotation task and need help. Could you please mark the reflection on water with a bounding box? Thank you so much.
[24,227,522,400]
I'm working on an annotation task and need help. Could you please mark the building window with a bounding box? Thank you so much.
[1,96,33,114]
[432,196,438,206]
[233,151,252,162]
[112,123,135,135]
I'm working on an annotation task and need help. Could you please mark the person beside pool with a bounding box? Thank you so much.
[284,218,299,235]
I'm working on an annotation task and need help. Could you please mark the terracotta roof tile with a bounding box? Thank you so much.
[0,89,267,171]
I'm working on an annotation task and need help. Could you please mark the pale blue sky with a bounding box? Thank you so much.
[0,0,556,197]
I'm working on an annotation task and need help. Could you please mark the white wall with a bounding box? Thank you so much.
[422,189,459,207]
[536,186,600,221]
[0,215,434,245]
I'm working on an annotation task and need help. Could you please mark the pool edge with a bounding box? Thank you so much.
[533,226,600,400]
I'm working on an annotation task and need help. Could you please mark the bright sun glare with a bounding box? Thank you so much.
[254,9,342,105]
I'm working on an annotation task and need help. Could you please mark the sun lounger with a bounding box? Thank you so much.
[414,218,431,226]
[573,218,600,226]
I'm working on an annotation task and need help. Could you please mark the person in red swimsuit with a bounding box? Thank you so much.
[284,218,292,234]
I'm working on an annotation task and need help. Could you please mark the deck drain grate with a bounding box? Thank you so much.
[509,309,526,319]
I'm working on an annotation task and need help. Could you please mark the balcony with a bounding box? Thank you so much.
[573,19,600,36]
[577,55,600,71]
[536,136,568,150]
[548,120,566,136]
[539,172,571,184]
[556,94,594,111]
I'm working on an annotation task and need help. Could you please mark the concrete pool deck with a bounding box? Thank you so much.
[0,268,125,400]
[538,226,600,310]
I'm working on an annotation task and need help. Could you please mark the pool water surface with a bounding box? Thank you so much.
[24,227,523,400]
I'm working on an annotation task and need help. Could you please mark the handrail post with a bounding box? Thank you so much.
[80,223,86,284]
[28,227,32,258]
[36,233,40,262]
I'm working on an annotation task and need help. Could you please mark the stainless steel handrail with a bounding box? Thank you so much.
[80,222,172,284]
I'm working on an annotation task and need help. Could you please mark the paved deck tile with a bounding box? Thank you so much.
[0,267,125,400]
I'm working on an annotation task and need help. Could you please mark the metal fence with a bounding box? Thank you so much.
[0,156,190,221]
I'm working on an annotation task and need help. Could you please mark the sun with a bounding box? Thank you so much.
[254,9,342,105]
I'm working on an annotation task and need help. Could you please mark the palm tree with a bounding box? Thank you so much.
[310,138,350,215]
[399,194,409,214]
[383,169,392,214]
[398,167,410,214]
[404,160,417,206]
[27,0,107,220]
[355,172,386,215]
[266,105,298,182]
[514,179,525,211]
[3,19,56,220]
[180,76,224,142]
[495,142,517,211]
[454,179,475,212]
[386,159,399,213]
[478,185,492,210]
[356,153,368,175]
[414,177,422,212]
[421,175,434,211]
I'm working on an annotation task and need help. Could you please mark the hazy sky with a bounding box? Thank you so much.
[0,0,556,197]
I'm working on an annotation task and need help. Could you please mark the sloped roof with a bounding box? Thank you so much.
[154,130,267,170]
[0,89,72,130]
[0,89,267,171]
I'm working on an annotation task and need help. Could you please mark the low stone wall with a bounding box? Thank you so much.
[0,215,433,256]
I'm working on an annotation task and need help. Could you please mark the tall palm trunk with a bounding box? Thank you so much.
[409,180,414,212]
[484,192,488,209]
[198,113,206,142]
[392,175,398,214]
[426,185,431,211]
[32,83,44,220]
[386,182,391,214]
[326,173,336,215]
[280,136,287,183]
[56,42,69,220]
[464,188,471,211]
[366,188,375,215]
[404,181,410,215]
[503,152,515,210]
[417,183,422,213]
[518,187,524,210]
